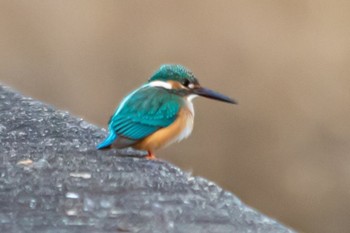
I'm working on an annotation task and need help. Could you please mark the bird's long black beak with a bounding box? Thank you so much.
[193,87,237,104]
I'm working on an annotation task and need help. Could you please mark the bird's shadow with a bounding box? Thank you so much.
[89,146,149,159]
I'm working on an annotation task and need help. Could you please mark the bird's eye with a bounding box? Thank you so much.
[183,79,190,87]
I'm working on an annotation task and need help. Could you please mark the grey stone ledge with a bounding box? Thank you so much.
[0,85,295,233]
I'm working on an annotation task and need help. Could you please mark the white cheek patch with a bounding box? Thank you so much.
[188,83,194,89]
[148,81,172,89]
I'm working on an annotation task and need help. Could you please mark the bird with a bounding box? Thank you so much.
[97,64,237,159]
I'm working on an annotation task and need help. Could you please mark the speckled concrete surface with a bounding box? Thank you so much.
[0,85,295,233]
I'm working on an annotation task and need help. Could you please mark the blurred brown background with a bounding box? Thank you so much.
[1,1,350,232]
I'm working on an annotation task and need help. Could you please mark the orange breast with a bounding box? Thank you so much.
[133,105,194,152]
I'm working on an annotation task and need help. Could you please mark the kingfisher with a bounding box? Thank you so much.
[97,64,237,159]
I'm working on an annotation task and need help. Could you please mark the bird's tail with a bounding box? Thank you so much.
[96,132,117,150]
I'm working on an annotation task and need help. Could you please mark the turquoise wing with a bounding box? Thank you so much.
[109,86,182,141]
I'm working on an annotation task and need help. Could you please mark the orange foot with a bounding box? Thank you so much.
[145,150,157,160]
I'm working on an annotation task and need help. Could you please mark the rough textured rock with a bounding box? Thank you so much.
[0,85,295,233]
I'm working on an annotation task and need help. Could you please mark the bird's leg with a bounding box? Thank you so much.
[145,150,156,160]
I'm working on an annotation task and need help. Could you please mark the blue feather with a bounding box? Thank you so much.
[109,85,182,140]
[97,83,184,150]
[96,131,117,149]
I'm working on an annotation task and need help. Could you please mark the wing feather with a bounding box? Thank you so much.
[109,85,182,141]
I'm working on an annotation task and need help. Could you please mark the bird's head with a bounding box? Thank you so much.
[148,64,237,104]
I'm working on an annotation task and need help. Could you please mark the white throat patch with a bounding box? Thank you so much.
[187,94,198,102]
